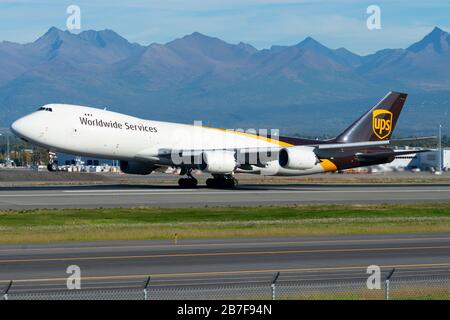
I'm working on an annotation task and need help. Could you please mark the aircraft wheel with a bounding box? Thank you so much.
[224,178,237,189]
[47,162,58,172]
[205,177,237,189]
[178,178,198,188]
[205,178,216,188]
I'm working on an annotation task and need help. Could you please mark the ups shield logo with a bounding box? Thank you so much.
[372,109,393,140]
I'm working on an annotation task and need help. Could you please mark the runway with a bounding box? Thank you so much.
[1,233,450,294]
[1,183,450,209]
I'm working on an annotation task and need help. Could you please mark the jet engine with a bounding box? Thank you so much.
[199,150,237,174]
[278,146,318,170]
[119,160,154,175]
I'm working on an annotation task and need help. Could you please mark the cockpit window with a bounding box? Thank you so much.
[38,107,53,112]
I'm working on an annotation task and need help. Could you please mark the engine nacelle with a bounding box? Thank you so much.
[278,146,318,170]
[119,160,154,175]
[199,150,237,174]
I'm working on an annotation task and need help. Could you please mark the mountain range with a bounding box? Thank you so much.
[1,26,450,136]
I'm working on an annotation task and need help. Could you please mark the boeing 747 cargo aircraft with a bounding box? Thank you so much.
[10,92,429,188]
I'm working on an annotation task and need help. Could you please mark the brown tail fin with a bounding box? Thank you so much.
[335,91,407,143]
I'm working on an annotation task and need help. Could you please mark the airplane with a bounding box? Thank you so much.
[10,91,430,188]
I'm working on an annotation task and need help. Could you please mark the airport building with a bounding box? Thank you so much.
[375,148,450,172]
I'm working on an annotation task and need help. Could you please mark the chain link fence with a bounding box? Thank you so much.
[2,274,450,300]
[389,276,450,300]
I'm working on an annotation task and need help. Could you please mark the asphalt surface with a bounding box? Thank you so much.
[1,183,450,209]
[0,233,450,294]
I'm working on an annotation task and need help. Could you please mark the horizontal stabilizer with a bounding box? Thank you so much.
[356,149,431,161]
[390,136,437,143]
[313,140,390,150]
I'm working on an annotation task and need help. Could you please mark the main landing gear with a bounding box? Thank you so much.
[205,174,238,189]
[177,170,239,189]
[47,152,58,172]
[178,168,198,188]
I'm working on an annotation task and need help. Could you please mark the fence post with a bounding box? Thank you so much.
[3,280,13,301]
[385,268,396,300]
[271,272,280,301]
[143,276,151,301]
[385,279,390,300]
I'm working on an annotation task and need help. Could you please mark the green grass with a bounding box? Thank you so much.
[280,289,450,300]
[0,204,450,243]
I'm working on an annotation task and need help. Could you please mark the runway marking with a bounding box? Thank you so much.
[1,188,450,198]
[2,262,450,283]
[1,236,450,253]
[63,189,198,193]
[14,268,450,289]
[11,279,145,288]
[60,187,450,194]
[1,245,449,263]
[10,285,140,293]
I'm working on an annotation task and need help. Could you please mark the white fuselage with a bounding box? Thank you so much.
[10,104,331,176]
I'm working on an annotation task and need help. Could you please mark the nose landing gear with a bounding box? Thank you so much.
[47,152,58,172]
[47,162,58,172]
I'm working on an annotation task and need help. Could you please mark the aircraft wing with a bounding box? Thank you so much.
[157,140,391,156]
[135,141,431,166]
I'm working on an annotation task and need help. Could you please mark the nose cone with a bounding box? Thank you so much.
[10,114,38,141]
[11,118,25,136]
[10,117,27,138]
[11,110,51,146]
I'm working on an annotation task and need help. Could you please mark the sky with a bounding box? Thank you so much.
[0,0,449,55]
